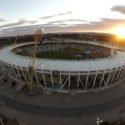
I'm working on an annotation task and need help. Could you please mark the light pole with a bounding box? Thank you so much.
[96,117,103,125]
[28,29,43,92]
[14,33,19,46]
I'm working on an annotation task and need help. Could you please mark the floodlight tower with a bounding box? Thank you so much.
[28,29,43,92]
[14,34,19,46]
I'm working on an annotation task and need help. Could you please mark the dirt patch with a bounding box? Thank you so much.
[0,114,19,125]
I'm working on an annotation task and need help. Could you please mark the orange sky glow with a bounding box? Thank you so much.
[0,0,125,37]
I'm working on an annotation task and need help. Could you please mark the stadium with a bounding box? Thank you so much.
[0,36,125,94]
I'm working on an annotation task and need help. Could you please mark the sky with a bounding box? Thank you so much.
[0,0,125,37]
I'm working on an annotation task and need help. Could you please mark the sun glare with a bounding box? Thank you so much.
[113,27,125,39]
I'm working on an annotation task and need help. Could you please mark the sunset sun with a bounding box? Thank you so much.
[113,27,125,39]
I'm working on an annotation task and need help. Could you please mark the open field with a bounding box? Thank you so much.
[37,51,74,60]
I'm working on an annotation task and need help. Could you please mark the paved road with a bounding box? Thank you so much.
[0,94,125,118]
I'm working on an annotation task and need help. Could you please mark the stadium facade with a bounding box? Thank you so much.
[0,40,125,94]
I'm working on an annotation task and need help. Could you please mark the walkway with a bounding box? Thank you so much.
[0,79,125,117]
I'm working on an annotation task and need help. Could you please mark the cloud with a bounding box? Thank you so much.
[1,17,125,37]
[90,18,125,26]
[111,5,125,14]
[45,18,125,33]
[40,11,72,20]
[44,18,125,33]
[0,11,73,29]
[0,22,23,28]
[0,19,37,28]
[0,18,6,22]
[72,18,125,32]
[47,19,88,24]
[19,19,37,24]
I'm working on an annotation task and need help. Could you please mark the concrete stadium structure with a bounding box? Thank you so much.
[0,40,125,94]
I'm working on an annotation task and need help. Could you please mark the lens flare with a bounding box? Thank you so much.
[112,27,125,39]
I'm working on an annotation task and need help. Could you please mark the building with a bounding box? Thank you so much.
[0,38,125,94]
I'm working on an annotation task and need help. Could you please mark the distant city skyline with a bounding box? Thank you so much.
[0,0,125,37]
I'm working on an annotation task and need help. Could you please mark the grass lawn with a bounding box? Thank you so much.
[37,51,74,60]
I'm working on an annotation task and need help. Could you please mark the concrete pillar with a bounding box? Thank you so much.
[111,48,115,56]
